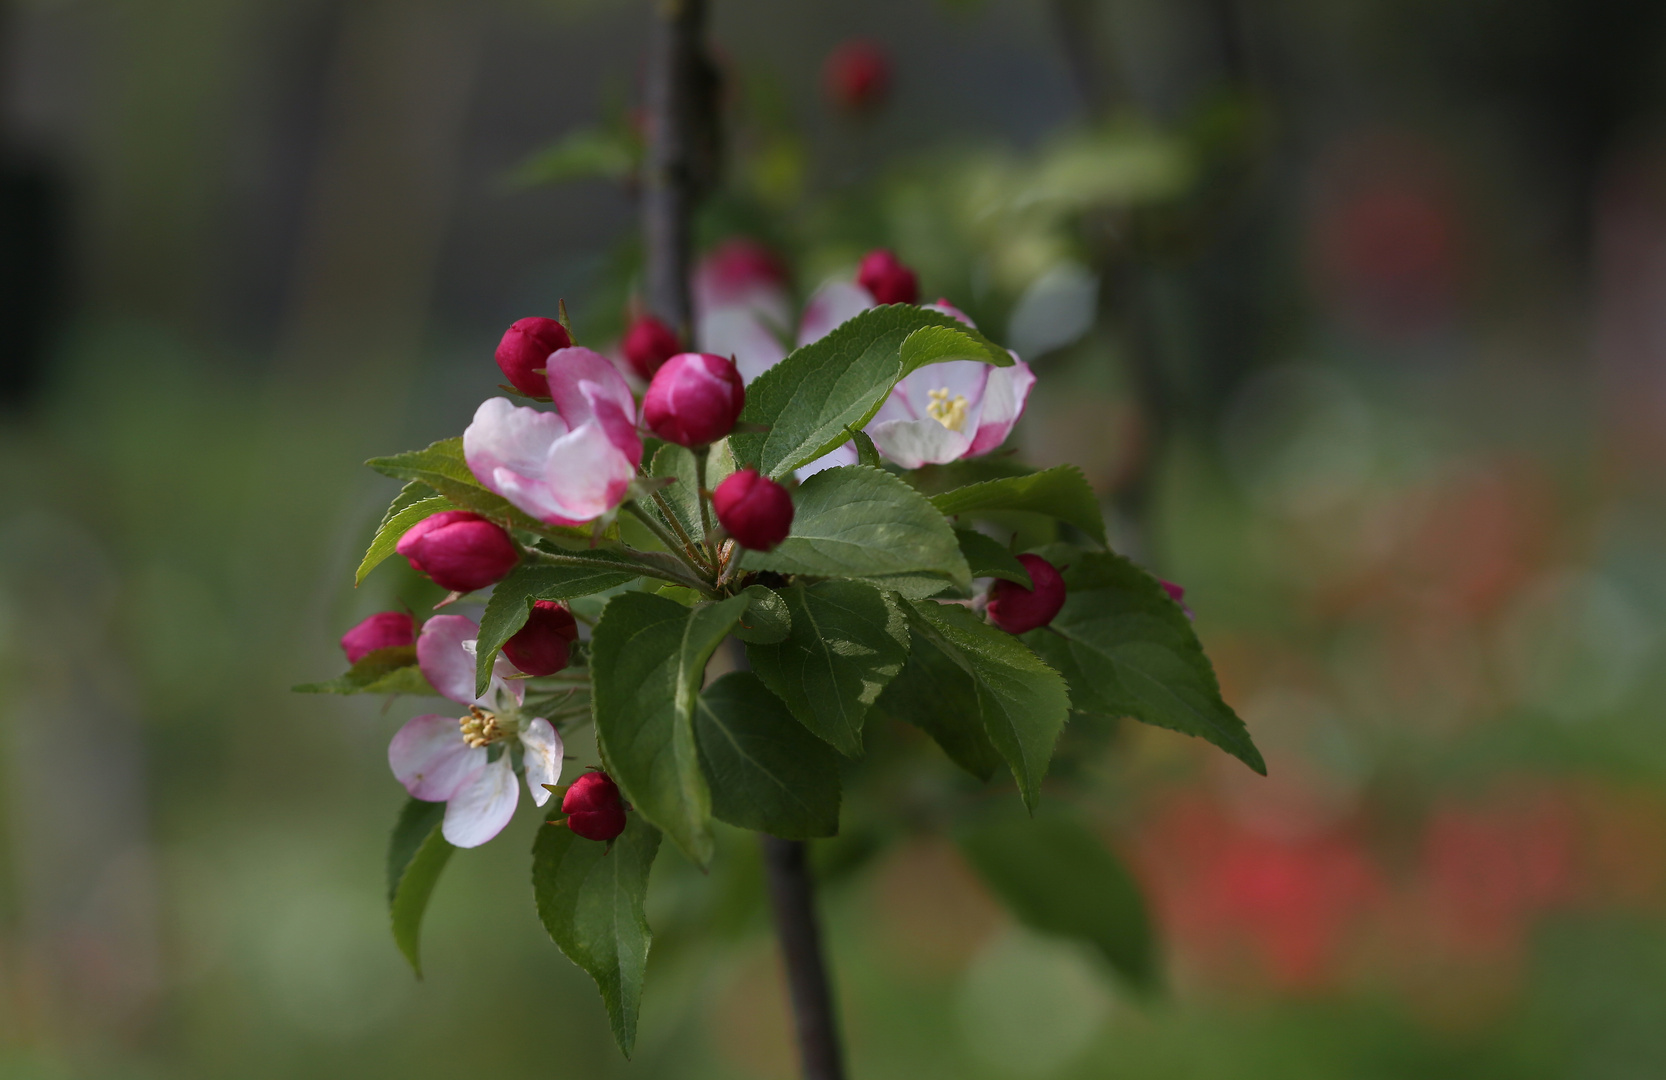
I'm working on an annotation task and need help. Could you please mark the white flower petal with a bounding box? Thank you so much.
[536,419,639,522]
[795,442,859,481]
[868,417,973,469]
[519,718,564,806]
[700,307,788,384]
[441,753,519,848]
[389,714,482,801]
[417,615,483,705]
[797,280,875,346]
[464,397,567,489]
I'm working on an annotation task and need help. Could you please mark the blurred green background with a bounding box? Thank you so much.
[5,0,1666,1076]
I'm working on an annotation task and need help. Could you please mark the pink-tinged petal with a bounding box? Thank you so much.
[924,299,976,327]
[519,718,564,807]
[868,417,974,468]
[546,347,637,433]
[441,753,519,848]
[389,714,482,801]
[966,355,1035,457]
[693,239,793,329]
[578,380,643,466]
[795,442,859,481]
[797,280,875,346]
[700,307,788,384]
[537,420,639,522]
[490,654,527,707]
[464,397,567,492]
[417,614,482,705]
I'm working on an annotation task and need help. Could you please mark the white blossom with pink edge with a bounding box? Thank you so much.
[387,615,563,849]
[463,346,644,525]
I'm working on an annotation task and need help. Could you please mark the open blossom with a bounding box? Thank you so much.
[694,238,794,382]
[464,346,643,525]
[388,614,563,848]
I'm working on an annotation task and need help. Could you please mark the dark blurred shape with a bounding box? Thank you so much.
[0,150,68,408]
[822,38,892,116]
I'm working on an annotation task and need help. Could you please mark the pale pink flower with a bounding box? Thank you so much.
[387,615,563,848]
[464,346,643,525]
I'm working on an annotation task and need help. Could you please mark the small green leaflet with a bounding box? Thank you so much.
[1024,551,1264,774]
[590,593,751,866]
[904,599,1071,809]
[366,437,593,542]
[473,559,642,696]
[357,483,453,584]
[746,581,910,758]
[958,811,1157,991]
[532,818,660,1057]
[293,645,437,696]
[930,464,1107,547]
[387,797,454,977]
[645,443,703,541]
[694,672,841,839]
[508,125,638,188]
[732,305,1011,480]
[955,528,1032,586]
[869,623,1004,781]
[732,584,791,644]
[740,465,971,591]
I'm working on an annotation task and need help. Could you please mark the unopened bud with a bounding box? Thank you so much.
[642,352,745,447]
[496,316,571,398]
[340,611,415,664]
[987,554,1067,634]
[857,249,919,305]
[502,600,580,676]
[823,38,891,115]
[712,469,794,551]
[622,314,682,381]
[1160,579,1194,620]
[563,771,627,842]
[395,511,519,594]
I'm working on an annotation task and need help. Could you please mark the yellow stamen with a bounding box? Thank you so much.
[926,387,970,432]
[459,705,509,748]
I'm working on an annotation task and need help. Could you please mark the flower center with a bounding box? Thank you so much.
[926,387,970,432]
[459,705,512,748]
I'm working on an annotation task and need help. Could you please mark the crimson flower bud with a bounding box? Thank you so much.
[502,600,580,676]
[712,469,794,551]
[857,249,919,305]
[1160,579,1194,620]
[496,316,571,398]
[823,38,891,115]
[642,352,745,446]
[563,771,627,842]
[987,554,1067,634]
[622,314,682,381]
[395,510,519,594]
[340,611,415,664]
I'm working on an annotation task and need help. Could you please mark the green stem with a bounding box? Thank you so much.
[695,445,714,542]
[623,502,712,583]
[523,544,709,594]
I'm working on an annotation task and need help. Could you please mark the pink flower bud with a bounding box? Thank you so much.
[694,238,791,312]
[823,38,891,115]
[340,611,415,664]
[1160,579,1194,620]
[713,469,794,551]
[395,510,519,594]
[495,316,572,398]
[987,554,1067,634]
[642,352,745,446]
[563,771,627,842]
[622,314,682,381]
[502,600,580,676]
[857,249,919,305]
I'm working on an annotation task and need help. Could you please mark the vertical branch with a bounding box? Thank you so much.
[761,836,847,1080]
[642,0,718,337]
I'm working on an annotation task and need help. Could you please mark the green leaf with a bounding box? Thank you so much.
[740,466,971,591]
[958,812,1156,990]
[851,429,882,468]
[646,443,703,541]
[869,623,1005,781]
[1024,551,1264,774]
[293,645,437,696]
[590,593,751,865]
[474,559,642,696]
[956,529,1032,586]
[930,465,1106,547]
[532,817,660,1057]
[508,125,638,188]
[904,600,1071,809]
[366,437,593,541]
[732,305,1011,480]
[357,483,452,585]
[694,672,841,838]
[387,798,454,977]
[746,581,910,757]
[733,584,791,644]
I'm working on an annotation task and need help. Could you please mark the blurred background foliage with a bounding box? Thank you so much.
[5,0,1666,1077]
